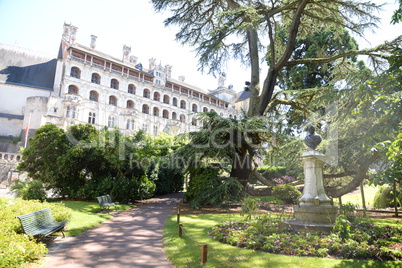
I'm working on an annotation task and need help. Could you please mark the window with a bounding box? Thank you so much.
[156,80,161,85]
[163,95,170,104]
[155,71,163,77]
[127,100,134,109]
[180,114,186,123]
[108,116,115,128]
[89,90,99,102]
[203,107,208,113]
[153,107,160,116]
[126,119,135,130]
[173,97,178,106]
[111,79,119,89]
[192,104,198,113]
[211,109,216,113]
[172,112,177,120]
[153,125,158,136]
[128,84,136,94]
[142,104,149,114]
[153,92,160,101]
[91,73,100,84]
[162,110,169,119]
[66,106,77,118]
[142,123,148,132]
[192,118,197,126]
[88,112,96,124]
[109,96,117,106]
[143,89,150,98]
[68,85,78,94]
[180,100,186,109]
[234,115,237,120]
[70,67,81,78]
[229,114,233,119]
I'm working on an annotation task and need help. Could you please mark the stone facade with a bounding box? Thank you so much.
[0,23,248,150]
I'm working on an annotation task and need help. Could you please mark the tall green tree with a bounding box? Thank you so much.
[153,0,401,187]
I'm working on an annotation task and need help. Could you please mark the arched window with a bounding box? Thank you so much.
[142,104,149,114]
[70,67,81,78]
[108,116,115,128]
[173,97,178,106]
[192,118,197,126]
[110,79,119,89]
[153,92,160,101]
[211,109,216,113]
[126,100,134,109]
[180,100,186,109]
[192,104,198,113]
[128,84,136,94]
[109,95,117,106]
[229,114,233,119]
[234,115,237,120]
[143,88,150,98]
[88,112,96,124]
[163,95,170,104]
[126,119,135,130]
[153,107,160,116]
[180,114,186,123]
[203,107,208,113]
[172,112,177,120]
[162,109,169,119]
[89,90,99,102]
[68,85,78,94]
[91,73,100,84]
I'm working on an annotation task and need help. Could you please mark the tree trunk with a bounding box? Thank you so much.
[393,179,399,217]
[230,150,252,187]
[360,182,367,217]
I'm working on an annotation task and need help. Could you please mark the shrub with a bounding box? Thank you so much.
[0,198,72,267]
[185,167,245,208]
[272,184,301,204]
[257,166,286,180]
[11,180,47,201]
[373,185,393,208]
[340,202,356,220]
[153,162,184,196]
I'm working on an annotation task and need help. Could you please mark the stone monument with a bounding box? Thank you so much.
[284,126,338,232]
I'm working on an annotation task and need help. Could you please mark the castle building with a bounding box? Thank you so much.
[0,24,247,149]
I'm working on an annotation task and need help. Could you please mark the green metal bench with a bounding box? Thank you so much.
[16,208,68,238]
[96,194,119,210]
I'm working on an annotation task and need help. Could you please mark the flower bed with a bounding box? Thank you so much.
[209,214,402,261]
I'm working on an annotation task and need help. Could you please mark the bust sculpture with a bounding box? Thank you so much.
[304,125,322,150]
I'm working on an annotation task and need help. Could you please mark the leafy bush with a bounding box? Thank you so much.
[153,162,184,196]
[333,215,351,241]
[272,184,301,204]
[0,198,72,267]
[185,167,245,208]
[257,166,286,180]
[340,202,356,220]
[373,185,394,208]
[11,180,47,201]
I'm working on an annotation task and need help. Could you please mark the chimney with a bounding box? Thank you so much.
[90,35,97,51]
[70,26,78,44]
[62,23,71,41]
[129,55,138,65]
[164,65,172,79]
[149,58,156,71]
[178,75,185,82]
[123,45,131,62]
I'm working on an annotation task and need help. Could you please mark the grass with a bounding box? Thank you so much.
[164,214,400,268]
[50,201,133,236]
[334,185,379,208]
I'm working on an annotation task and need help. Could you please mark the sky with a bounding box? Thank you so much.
[0,0,400,93]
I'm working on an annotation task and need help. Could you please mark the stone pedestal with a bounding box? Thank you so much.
[284,150,338,232]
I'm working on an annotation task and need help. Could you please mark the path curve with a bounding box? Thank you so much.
[40,193,183,268]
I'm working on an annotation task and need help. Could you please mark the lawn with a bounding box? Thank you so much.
[50,201,133,236]
[163,213,400,268]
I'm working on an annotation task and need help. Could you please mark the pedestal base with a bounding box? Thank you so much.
[282,219,335,233]
[294,205,338,224]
